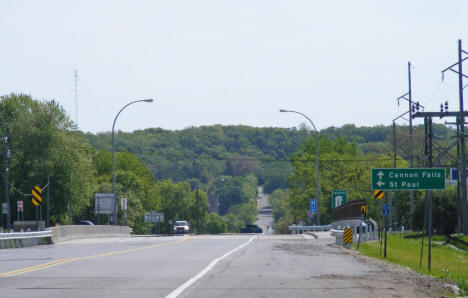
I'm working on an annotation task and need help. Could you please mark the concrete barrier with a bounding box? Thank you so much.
[288,225,331,234]
[331,218,378,246]
[369,219,378,240]
[331,229,344,246]
[48,225,132,243]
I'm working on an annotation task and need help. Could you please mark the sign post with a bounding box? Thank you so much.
[95,193,114,224]
[372,168,446,264]
[17,201,23,221]
[332,190,347,208]
[310,199,317,224]
[357,203,366,250]
[144,211,164,234]
[1,202,8,228]
[382,203,390,258]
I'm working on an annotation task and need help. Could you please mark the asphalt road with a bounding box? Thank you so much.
[0,233,447,298]
[254,186,274,234]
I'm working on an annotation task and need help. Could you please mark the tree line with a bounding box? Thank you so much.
[1,93,460,234]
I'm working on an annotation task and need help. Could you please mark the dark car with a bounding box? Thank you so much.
[240,224,263,233]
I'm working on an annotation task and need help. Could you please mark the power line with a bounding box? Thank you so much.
[0,171,32,197]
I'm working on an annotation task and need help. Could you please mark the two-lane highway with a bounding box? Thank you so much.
[0,234,447,297]
[0,235,253,298]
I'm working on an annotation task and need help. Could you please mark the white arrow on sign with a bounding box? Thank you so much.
[335,196,343,207]
[377,171,384,179]
[377,181,385,187]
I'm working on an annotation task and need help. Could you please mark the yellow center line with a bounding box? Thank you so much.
[0,236,191,277]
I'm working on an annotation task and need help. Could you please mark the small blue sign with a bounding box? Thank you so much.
[450,168,468,182]
[310,199,317,214]
[382,204,391,216]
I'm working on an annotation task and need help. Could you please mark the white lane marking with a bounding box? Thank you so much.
[165,236,257,298]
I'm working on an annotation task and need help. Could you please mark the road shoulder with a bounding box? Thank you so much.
[336,244,459,297]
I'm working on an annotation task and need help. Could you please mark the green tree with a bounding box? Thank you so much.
[269,189,290,222]
[0,93,96,226]
[205,212,227,234]
[224,213,244,233]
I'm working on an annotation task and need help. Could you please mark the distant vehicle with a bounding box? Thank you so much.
[78,220,95,225]
[240,224,263,233]
[173,221,190,234]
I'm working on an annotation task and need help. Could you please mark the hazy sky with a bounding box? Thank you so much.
[1,1,467,133]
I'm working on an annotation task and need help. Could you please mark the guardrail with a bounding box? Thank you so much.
[288,225,331,234]
[0,230,52,249]
[330,228,344,237]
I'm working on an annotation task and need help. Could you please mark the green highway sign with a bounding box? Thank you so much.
[332,190,347,208]
[371,168,446,190]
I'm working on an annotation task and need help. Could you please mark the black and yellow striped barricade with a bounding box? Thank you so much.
[344,227,353,248]
[32,186,43,206]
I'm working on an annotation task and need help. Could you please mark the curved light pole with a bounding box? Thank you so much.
[280,109,320,225]
[112,99,153,225]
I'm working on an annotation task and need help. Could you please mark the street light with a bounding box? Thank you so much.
[2,132,10,230]
[280,109,320,225]
[112,98,153,225]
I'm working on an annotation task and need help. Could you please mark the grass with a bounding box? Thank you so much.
[432,234,468,252]
[357,233,468,295]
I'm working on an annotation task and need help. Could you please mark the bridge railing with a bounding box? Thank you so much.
[288,225,331,234]
[0,230,52,249]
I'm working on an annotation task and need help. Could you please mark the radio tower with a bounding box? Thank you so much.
[73,70,79,129]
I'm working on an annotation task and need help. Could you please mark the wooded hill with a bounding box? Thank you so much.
[86,122,460,235]
[86,123,457,193]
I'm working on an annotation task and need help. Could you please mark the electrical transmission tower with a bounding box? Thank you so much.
[413,39,468,235]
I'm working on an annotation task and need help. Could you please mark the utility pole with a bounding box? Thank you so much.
[196,188,199,234]
[2,132,10,230]
[413,108,468,233]
[424,117,434,271]
[408,62,415,222]
[46,176,50,228]
[396,63,416,225]
[181,190,184,220]
[392,121,397,229]
[391,111,409,229]
[457,117,462,232]
[441,39,468,234]
[458,40,468,235]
